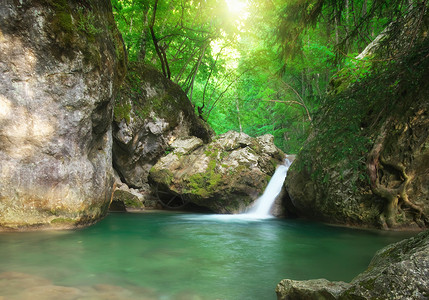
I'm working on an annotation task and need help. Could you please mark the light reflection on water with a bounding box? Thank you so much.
[0,212,415,300]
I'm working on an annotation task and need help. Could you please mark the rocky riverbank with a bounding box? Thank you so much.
[276,229,429,299]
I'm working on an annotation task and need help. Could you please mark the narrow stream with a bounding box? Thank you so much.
[0,212,414,300]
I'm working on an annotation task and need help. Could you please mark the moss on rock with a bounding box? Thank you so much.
[149,132,284,213]
[112,62,213,192]
[0,0,126,231]
[112,190,143,209]
[285,37,429,229]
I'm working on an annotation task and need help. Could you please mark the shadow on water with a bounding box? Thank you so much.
[0,212,416,300]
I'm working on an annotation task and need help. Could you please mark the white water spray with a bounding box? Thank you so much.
[245,158,292,219]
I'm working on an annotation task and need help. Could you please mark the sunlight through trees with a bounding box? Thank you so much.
[111,0,427,153]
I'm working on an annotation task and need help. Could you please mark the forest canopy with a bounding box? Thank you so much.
[111,0,427,153]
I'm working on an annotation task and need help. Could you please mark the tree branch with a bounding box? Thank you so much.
[149,0,171,79]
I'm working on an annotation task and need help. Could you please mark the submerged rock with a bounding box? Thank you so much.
[0,1,126,229]
[112,62,213,206]
[149,131,285,213]
[276,230,429,300]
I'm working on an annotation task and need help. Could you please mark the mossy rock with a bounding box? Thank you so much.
[112,189,143,209]
[112,63,213,191]
[286,37,429,229]
[277,231,429,300]
[114,62,213,141]
[149,167,174,187]
[149,131,285,213]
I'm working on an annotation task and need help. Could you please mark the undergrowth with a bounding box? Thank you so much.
[295,37,429,189]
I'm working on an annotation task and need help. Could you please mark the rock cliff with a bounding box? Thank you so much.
[284,28,429,230]
[149,132,285,213]
[112,62,213,206]
[0,0,126,229]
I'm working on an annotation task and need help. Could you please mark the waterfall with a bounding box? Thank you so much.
[245,158,292,219]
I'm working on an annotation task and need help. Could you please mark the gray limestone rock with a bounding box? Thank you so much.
[149,131,285,213]
[342,230,429,299]
[170,136,204,154]
[0,1,126,230]
[112,62,213,198]
[112,189,144,210]
[276,279,351,300]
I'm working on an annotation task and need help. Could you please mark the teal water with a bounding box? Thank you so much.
[0,212,415,299]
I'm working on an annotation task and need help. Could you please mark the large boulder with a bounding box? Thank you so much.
[149,131,285,213]
[0,1,126,229]
[112,62,213,205]
[276,230,429,299]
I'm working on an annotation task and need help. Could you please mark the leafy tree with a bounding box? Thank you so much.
[111,0,427,153]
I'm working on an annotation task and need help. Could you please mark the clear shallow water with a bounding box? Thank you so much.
[0,212,415,300]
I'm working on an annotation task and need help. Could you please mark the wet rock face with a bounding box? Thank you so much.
[0,1,126,229]
[276,230,429,300]
[112,62,213,197]
[149,131,285,213]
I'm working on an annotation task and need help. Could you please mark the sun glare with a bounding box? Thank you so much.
[225,0,248,17]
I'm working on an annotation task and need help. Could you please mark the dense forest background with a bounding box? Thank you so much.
[111,0,427,153]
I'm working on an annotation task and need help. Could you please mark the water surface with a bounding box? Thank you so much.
[0,212,414,299]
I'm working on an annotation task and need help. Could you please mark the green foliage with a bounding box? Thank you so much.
[110,0,427,155]
[275,0,422,62]
[296,35,429,188]
[111,0,321,152]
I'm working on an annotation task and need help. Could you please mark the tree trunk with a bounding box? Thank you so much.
[236,98,242,133]
[138,7,149,61]
[149,0,171,78]
[334,16,339,45]
[188,44,207,102]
